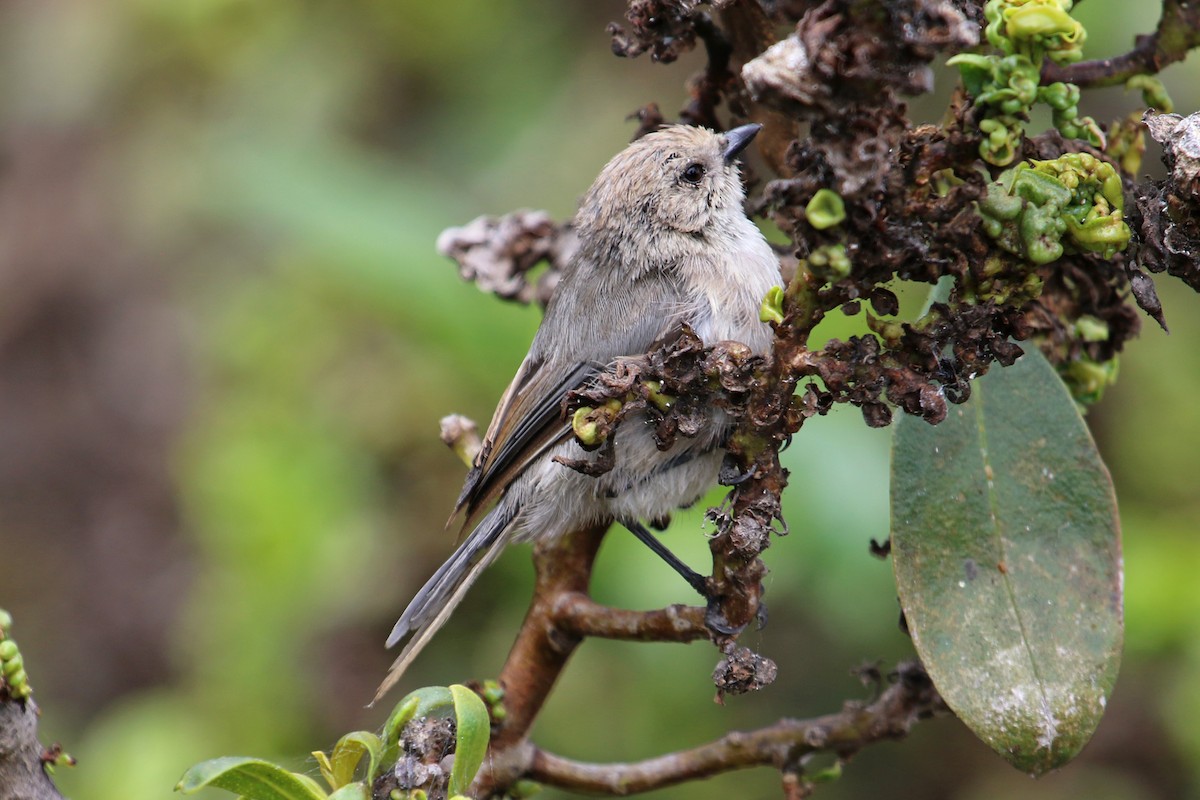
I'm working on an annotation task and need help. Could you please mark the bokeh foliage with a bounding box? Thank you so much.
[0,1,1197,799]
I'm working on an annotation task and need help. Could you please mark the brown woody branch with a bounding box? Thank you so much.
[487,524,610,755]
[1042,0,1200,88]
[472,516,768,797]
[552,593,710,642]
[521,661,945,796]
[468,512,945,798]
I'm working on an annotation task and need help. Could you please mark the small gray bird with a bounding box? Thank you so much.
[377,124,780,701]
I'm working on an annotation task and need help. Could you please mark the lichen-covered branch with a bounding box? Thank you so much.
[0,614,67,800]
[0,700,66,800]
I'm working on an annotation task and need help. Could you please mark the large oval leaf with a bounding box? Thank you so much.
[176,757,328,800]
[891,345,1122,775]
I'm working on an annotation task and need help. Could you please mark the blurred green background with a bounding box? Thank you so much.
[1,2,1198,798]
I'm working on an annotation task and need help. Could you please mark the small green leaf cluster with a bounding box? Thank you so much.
[177,684,493,800]
[1061,315,1119,404]
[0,608,32,702]
[978,152,1130,265]
[949,0,1100,165]
[804,189,846,230]
[1064,353,1119,405]
[758,286,786,325]
[983,0,1085,64]
[808,244,851,284]
[1105,76,1175,176]
[798,188,851,286]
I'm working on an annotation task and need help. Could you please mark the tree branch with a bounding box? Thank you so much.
[0,699,66,800]
[523,662,946,796]
[1041,0,1200,88]
[552,593,710,643]
[489,524,610,752]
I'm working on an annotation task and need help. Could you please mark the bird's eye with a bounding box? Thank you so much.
[681,162,706,185]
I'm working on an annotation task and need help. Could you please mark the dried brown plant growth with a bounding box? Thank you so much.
[415,0,1200,796]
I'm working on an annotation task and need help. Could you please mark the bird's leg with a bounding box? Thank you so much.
[622,520,710,597]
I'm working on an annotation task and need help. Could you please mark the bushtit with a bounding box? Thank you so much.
[377,124,780,701]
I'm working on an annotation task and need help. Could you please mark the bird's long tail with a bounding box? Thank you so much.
[372,504,517,704]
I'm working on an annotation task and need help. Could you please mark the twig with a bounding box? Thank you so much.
[552,593,710,642]
[678,11,733,130]
[1042,0,1200,88]
[522,662,945,796]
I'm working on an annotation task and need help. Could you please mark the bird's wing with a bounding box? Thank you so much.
[451,356,598,529]
[450,309,693,533]
[449,258,694,531]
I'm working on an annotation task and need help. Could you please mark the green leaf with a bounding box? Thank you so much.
[447,685,491,796]
[328,732,382,789]
[176,757,328,799]
[312,751,335,791]
[379,688,452,780]
[326,784,369,800]
[891,345,1122,775]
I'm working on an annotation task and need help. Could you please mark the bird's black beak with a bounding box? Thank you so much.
[722,123,762,162]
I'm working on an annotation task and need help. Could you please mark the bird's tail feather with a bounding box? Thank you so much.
[372,504,516,704]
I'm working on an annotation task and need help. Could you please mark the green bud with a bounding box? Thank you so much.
[508,779,544,798]
[8,668,28,691]
[0,641,17,661]
[946,53,995,97]
[978,165,1071,264]
[1126,75,1174,113]
[2,653,23,677]
[571,407,601,447]
[1030,153,1130,257]
[964,2,1101,163]
[1038,81,1077,111]
[1004,2,1085,64]
[0,609,12,633]
[1066,356,1118,405]
[805,189,846,229]
[978,117,1022,167]
[1106,112,1146,176]
[808,244,851,283]
[809,760,844,783]
[1074,315,1109,342]
[865,315,904,346]
[931,168,965,198]
[984,0,1015,53]
[480,680,505,705]
[758,286,785,325]
[643,380,675,412]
